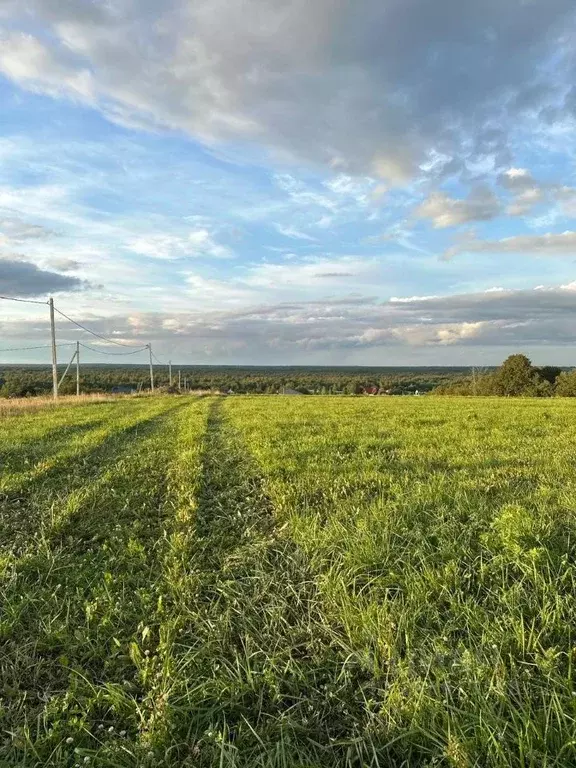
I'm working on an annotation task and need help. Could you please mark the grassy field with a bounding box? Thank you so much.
[2,395,576,766]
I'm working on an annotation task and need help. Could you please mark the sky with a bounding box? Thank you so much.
[1,0,576,367]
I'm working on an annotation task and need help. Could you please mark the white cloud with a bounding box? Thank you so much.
[435,321,487,345]
[416,186,500,228]
[390,294,440,303]
[498,168,537,191]
[506,187,545,216]
[126,229,233,260]
[0,32,94,101]
[445,230,576,258]
[555,186,576,216]
[496,168,576,218]
[0,214,54,247]
[324,175,372,206]
[497,167,546,216]
[184,273,254,304]
[275,224,317,242]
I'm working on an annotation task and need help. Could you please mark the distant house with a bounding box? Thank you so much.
[280,387,302,395]
[363,386,379,396]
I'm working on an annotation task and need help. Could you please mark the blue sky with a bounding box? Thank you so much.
[1,0,576,365]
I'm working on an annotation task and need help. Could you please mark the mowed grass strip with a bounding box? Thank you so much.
[0,397,210,767]
[5,394,576,767]
[0,398,183,558]
[137,399,380,768]
[0,398,178,491]
[227,395,576,767]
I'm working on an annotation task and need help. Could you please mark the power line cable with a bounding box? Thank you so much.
[78,342,148,356]
[0,295,49,306]
[1,297,167,367]
[150,350,165,365]
[53,306,138,348]
[0,343,74,352]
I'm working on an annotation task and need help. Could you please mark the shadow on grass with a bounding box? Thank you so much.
[0,401,186,556]
[1,401,192,766]
[0,418,107,468]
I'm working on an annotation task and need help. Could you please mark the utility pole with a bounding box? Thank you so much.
[49,297,58,400]
[76,341,80,396]
[169,360,172,387]
[178,369,181,390]
[148,343,154,392]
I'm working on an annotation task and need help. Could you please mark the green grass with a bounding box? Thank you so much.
[3,395,576,766]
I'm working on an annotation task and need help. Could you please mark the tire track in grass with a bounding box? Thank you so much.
[0,399,207,768]
[0,399,183,558]
[141,400,391,768]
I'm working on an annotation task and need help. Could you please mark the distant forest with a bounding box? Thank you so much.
[0,364,466,398]
[2,356,575,398]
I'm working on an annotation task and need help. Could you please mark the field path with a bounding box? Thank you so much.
[143,398,385,768]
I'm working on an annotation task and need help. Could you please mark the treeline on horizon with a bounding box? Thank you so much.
[0,364,463,398]
[433,354,576,397]
[2,357,575,398]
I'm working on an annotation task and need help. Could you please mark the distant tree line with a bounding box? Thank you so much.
[433,354,576,397]
[0,364,466,398]
[5,358,573,399]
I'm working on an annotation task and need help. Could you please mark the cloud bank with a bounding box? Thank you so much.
[4,284,576,363]
[445,231,576,259]
[0,0,574,181]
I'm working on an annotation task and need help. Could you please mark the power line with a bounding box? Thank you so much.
[0,343,74,352]
[0,297,140,348]
[0,295,49,306]
[53,307,138,348]
[0,297,173,392]
[78,342,149,356]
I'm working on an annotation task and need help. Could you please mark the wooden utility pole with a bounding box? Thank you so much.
[76,340,80,396]
[49,297,58,400]
[148,344,154,392]
[178,369,181,390]
[169,360,172,387]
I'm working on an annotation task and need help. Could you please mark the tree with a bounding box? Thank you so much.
[536,366,562,385]
[555,371,576,396]
[492,354,535,396]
